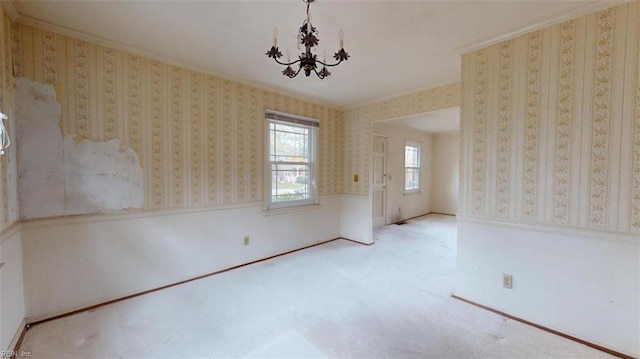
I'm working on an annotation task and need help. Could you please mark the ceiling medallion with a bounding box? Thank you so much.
[266,0,349,79]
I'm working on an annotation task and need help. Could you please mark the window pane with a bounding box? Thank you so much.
[405,168,419,191]
[405,145,419,167]
[266,113,318,209]
[270,123,309,162]
[271,163,311,202]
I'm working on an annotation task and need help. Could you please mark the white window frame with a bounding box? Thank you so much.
[264,110,319,211]
[404,140,421,193]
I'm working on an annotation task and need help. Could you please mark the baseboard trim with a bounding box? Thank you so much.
[396,212,430,224]
[393,212,437,224]
[25,237,341,329]
[340,237,374,246]
[8,319,27,358]
[430,212,456,217]
[451,295,636,359]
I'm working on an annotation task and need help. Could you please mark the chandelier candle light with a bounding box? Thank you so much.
[266,0,349,79]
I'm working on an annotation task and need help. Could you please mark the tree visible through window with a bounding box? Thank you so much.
[404,141,420,192]
[266,111,318,209]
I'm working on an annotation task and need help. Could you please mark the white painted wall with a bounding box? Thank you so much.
[456,216,640,357]
[21,196,342,320]
[431,132,459,215]
[0,226,25,350]
[372,123,432,224]
[340,195,372,244]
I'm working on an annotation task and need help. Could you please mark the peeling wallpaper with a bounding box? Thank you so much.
[460,3,640,233]
[0,7,18,232]
[16,78,143,219]
[343,83,460,195]
[13,24,344,213]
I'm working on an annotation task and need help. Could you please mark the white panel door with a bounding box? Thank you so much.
[372,134,387,227]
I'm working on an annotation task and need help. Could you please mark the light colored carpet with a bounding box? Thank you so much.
[19,214,615,358]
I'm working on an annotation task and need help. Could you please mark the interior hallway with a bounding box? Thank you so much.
[18,214,613,358]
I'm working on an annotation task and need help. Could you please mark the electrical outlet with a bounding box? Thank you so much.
[243,236,250,246]
[503,273,513,289]
[353,174,359,182]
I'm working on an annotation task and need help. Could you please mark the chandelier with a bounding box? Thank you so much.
[266,0,349,79]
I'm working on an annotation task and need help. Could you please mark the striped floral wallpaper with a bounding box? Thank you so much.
[0,6,17,232]
[460,3,640,233]
[12,24,345,213]
[12,20,460,209]
[343,83,460,196]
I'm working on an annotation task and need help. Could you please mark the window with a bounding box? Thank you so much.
[265,111,318,209]
[404,140,420,192]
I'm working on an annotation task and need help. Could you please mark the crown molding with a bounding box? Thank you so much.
[1,1,19,21]
[0,222,21,244]
[16,16,342,111]
[377,120,433,134]
[380,119,460,135]
[345,77,460,111]
[434,130,460,136]
[456,0,629,54]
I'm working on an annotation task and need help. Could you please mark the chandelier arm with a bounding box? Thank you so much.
[312,66,325,79]
[273,57,303,66]
[290,66,303,78]
[316,58,344,67]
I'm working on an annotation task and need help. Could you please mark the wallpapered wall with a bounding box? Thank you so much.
[460,3,640,233]
[12,24,344,213]
[0,7,17,232]
[343,83,460,196]
[12,20,459,211]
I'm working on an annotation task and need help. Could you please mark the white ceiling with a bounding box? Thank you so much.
[13,1,610,107]
[386,107,460,134]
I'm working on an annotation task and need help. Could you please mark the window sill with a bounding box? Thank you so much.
[403,191,422,195]
[263,203,320,216]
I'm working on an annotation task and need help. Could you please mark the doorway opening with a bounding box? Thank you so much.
[370,106,460,230]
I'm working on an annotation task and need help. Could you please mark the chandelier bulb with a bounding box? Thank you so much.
[306,1,311,30]
[273,27,278,47]
[339,29,344,49]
